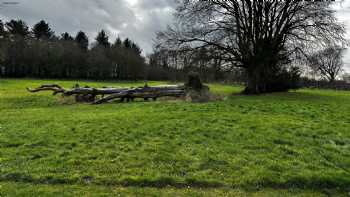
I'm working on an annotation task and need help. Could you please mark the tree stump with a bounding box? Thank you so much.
[185,72,210,102]
[185,72,203,90]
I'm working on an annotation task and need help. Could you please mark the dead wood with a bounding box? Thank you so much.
[27,84,186,104]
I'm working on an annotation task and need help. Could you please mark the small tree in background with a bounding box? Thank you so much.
[95,30,110,48]
[61,32,74,41]
[308,46,344,82]
[114,36,122,47]
[75,31,89,51]
[5,19,29,37]
[0,20,7,38]
[32,20,54,40]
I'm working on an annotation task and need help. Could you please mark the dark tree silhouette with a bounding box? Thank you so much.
[75,31,89,51]
[32,20,54,39]
[5,19,29,37]
[0,20,6,37]
[0,18,148,80]
[123,38,132,48]
[113,36,122,48]
[95,30,110,48]
[157,0,345,94]
[131,42,142,55]
[61,32,74,41]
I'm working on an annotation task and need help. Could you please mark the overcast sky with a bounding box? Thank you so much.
[0,0,177,54]
[1,0,350,72]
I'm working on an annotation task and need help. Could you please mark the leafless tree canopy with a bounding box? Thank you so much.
[309,45,344,82]
[156,0,346,93]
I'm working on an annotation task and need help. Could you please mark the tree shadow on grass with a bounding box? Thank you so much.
[102,177,224,188]
[245,175,350,192]
[0,95,65,110]
[0,173,77,185]
[230,90,348,103]
[2,173,350,191]
[0,173,223,189]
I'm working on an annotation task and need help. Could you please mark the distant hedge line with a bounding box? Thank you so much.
[300,79,350,91]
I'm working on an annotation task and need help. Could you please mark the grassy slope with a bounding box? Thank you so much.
[0,79,349,196]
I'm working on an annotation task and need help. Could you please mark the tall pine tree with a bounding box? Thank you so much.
[32,20,54,39]
[5,19,29,37]
[75,31,89,51]
[95,30,110,48]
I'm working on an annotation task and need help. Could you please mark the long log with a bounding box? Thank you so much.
[93,88,185,104]
[27,84,186,104]
[63,87,129,96]
[92,86,185,104]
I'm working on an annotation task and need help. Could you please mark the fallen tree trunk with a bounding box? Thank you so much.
[27,73,211,104]
[27,84,186,104]
[92,85,186,104]
[93,88,185,104]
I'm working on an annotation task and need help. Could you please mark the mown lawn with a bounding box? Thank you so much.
[0,79,350,196]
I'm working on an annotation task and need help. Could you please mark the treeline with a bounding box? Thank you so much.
[0,19,247,82]
[148,46,245,82]
[0,19,145,80]
[0,19,346,85]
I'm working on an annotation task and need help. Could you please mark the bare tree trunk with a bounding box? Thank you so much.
[244,67,263,94]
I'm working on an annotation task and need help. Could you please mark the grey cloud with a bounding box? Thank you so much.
[136,0,177,10]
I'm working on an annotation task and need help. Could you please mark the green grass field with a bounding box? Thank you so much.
[0,79,350,196]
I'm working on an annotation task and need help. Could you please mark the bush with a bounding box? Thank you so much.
[271,66,302,91]
[243,66,302,94]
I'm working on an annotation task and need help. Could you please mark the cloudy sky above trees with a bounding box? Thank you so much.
[0,0,176,53]
[1,0,350,71]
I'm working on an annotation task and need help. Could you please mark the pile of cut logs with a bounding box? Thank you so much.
[27,84,186,104]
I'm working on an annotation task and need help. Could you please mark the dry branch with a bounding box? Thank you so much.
[26,84,65,95]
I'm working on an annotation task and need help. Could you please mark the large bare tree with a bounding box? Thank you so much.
[157,0,346,93]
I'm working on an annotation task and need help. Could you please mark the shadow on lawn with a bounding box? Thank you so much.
[2,173,350,191]
[246,176,350,191]
[0,95,65,109]
[0,173,223,189]
[102,177,224,188]
[230,90,346,102]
